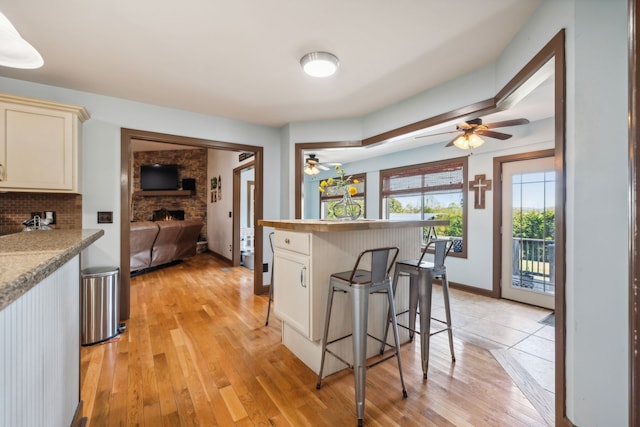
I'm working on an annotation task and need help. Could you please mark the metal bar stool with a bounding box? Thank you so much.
[316,246,407,427]
[265,232,275,326]
[382,238,456,379]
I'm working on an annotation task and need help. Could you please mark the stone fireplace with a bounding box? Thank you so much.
[131,148,207,225]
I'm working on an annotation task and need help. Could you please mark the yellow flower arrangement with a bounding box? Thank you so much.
[318,165,359,196]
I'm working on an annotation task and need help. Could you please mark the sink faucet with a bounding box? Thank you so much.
[22,215,52,231]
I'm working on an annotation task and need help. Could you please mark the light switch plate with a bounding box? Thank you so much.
[97,211,113,224]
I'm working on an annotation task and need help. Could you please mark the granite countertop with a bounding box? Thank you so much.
[0,229,104,311]
[258,219,449,232]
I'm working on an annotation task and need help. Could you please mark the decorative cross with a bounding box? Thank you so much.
[469,174,492,209]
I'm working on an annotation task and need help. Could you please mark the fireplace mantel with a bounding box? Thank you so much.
[133,190,193,197]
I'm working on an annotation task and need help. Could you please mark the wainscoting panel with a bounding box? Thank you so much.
[0,255,80,427]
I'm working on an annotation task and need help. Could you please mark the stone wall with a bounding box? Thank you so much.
[132,149,207,237]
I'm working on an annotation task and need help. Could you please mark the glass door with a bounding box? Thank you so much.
[501,156,555,309]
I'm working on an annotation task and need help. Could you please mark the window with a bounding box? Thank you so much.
[381,157,467,256]
[320,173,366,219]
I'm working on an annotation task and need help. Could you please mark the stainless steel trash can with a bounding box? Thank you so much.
[81,266,120,345]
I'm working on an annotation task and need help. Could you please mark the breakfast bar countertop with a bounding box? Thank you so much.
[0,229,104,311]
[258,218,449,232]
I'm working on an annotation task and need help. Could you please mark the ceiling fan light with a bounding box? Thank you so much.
[304,165,320,175]
[0,11,43,69]
[468,133,485,148]
[453,133,485,150]
[452,135,470,150]
[300,52,339,78]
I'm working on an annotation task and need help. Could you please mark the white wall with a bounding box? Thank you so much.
[206,150,254,258]
[569,1,629,424]
[80,119,121,268]
[207,150,231,257]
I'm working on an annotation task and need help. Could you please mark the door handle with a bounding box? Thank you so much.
[300,266,307,288]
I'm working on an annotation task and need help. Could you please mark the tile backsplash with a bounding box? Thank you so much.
[0,192,82,235]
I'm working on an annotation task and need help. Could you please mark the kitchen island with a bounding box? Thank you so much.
[0,229,104,427]
[258,219,447,376]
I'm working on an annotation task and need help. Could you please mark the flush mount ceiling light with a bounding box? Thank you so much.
[0,11,43,69]
[300,51,339,78]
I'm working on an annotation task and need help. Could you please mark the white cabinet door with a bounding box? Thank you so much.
[273,250,310,337]
[0,104,74,191]
[0,95,88,193]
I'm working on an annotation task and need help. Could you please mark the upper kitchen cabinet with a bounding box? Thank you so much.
[0,93,89,193]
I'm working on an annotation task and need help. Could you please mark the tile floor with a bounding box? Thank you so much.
[428,284,555,413]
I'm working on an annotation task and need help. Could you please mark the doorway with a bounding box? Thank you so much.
[501,155,556,309]
[233,162,255,268]
[120,128,265,321]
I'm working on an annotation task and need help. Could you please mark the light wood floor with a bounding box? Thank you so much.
[81,253,548,426]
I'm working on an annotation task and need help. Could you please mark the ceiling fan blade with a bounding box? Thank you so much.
[476,129,512,140]
[416,118,527,140]
[484,118,529,129]
[317,164,329,171]
[415,130,458,139]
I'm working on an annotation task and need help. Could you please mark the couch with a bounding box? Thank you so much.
[130,219,204,273]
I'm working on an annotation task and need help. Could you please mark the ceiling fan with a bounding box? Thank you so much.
[417,117,530,150]
[304,154,340,175]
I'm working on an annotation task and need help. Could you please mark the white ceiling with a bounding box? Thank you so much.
[0,1,541,129]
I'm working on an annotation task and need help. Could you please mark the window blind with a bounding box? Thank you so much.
[381,160,464,197]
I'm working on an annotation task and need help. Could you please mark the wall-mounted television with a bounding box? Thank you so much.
[140,164,179,190]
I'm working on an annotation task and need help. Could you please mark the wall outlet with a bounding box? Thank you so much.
[263,263,269,272]
[44,211,56,224]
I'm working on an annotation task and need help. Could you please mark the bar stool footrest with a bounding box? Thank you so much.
[324,332,402,369]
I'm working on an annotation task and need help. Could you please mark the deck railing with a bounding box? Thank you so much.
[512,237,555,294]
